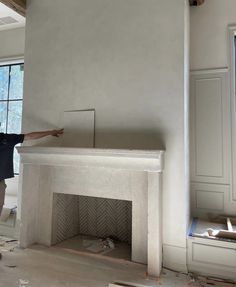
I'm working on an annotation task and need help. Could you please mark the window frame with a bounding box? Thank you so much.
[0,57,24,175]
[0,62,24,132]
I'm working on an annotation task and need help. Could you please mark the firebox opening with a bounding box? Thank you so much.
[51,193,132,261]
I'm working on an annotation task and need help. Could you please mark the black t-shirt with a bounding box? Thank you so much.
[0,133,25,181]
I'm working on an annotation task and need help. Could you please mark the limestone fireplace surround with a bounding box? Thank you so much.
[17,146,164,277]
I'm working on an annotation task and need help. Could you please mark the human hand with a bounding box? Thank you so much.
[51,128,64,137]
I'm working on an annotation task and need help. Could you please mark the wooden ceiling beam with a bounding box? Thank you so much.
[0,0,26,17]
[189,0,205,6]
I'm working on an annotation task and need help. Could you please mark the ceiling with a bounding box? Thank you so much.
[0,2,25,31]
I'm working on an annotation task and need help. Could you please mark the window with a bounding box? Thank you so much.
[0,63,24,174]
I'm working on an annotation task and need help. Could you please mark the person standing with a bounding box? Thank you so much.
[0,129,63,259]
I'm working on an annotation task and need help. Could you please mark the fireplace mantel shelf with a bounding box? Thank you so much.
[17,146,164,172]
[17,146,164,159]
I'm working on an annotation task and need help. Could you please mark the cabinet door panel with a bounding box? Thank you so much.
[190,71,230,184]
[191,182,229,217]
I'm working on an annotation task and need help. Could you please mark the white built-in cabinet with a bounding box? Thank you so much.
[190,69,236,217]
[188,29,236,281]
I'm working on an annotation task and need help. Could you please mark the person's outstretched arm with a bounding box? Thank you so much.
[24,129,64,141]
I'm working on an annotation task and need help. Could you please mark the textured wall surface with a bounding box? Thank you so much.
[0,27,25,60]
[190,0,236,70]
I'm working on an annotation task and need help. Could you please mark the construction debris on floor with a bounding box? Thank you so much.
[0,236,235,287]
[108,270,236,287]
[0,236,18,253]
[189,215,236,242]
[55,234,131,261]
[83,237,115,254]
[18,278,30,287]
[189,274,236,287]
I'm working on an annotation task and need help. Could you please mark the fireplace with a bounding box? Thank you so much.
[17,147,164,277]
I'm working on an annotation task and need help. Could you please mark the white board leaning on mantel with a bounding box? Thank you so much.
[59,110,95,148]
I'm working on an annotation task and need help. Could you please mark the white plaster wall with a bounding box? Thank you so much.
[190,0,236,70]
[0,27,25,196]
[23,0,189,270]
[0,27,25,60]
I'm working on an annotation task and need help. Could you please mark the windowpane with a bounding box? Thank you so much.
[7,101,23,134]
[0,66,9,100]
[0,63,24,175]
[9,64,24,100]
[0,101,7,132]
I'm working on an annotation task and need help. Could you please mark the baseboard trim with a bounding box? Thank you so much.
[163,244,187,273]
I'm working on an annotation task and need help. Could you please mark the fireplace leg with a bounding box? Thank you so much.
[147,172,162,277]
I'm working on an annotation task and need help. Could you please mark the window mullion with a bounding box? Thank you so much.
[5,65,11,133]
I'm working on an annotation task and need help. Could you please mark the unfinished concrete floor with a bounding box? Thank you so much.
[0,243,235,287]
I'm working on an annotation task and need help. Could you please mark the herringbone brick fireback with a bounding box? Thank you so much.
[52,193,132,245]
